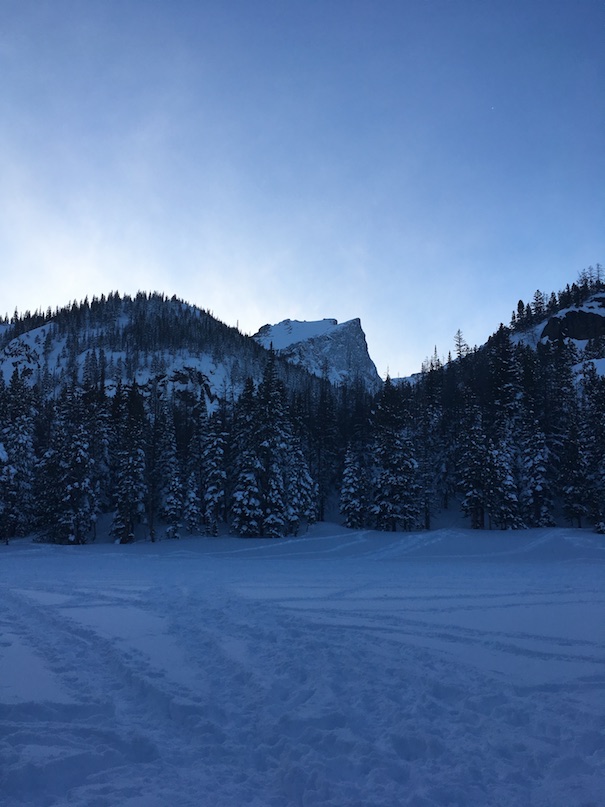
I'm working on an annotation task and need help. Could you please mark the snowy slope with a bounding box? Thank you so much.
[254,318,341,351]
[0,295,319,403]
[254,317,382,390]
[2,526,604,807]
[513,292,605,357]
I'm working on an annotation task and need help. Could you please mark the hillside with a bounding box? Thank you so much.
[0,292,323,404]
[1,269,604,545]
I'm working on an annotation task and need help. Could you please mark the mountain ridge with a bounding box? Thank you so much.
[253,316,382,391]
[0,292,381,399]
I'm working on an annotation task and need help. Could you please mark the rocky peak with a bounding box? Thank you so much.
[253,317,382,391]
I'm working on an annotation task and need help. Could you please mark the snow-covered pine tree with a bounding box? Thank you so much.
[230,449,263,537]
[202,413,228,536]
[183,470,203,533]
[229,378,261,537]
[111,383,147,543]
[370,377,420,532]
[0,440,10,543]
[144,377,172,541]
[458,403,488,529]
[164,471,183,539]
[283,436,317,535]
[484,430,523,530]
[559,418,590,528]
[340,443,369,529]
[263,461,287,537]
[0,367,39,538]
[519,414,554,527]
[254,352,295,536]
[580,362,605,529]
[311,376,339,521]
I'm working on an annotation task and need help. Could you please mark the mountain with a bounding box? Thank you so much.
[0,296,382,401]
[0,292,325,404]
[2,269,604,546]
[253,317,382,391]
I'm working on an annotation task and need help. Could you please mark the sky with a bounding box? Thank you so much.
[1,0,603,377]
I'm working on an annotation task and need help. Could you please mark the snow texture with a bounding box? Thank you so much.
[254,319,341,352]
[1,525,604,806]
[254,318,381,389]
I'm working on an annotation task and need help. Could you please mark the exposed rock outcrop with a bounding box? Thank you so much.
[254,317,382,391]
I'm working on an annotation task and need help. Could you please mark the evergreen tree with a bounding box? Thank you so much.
[311,377,339,521]
[458,404,488,529]
[559,418,590,528]
[283,436,317,535]
[229,378,263,536]
[255,353,290,536]
[111,383,147,543]
[202,414,228,536]
[144,378,172,541]
[164,472,183,539]
[183,471,203,532]
[370,378,420,532]
[0,440,10,543]
[519,415,554,527]
[231,449,264,537]
[485,430,523,530]
[340,443,369,529]
[1,412,36,538]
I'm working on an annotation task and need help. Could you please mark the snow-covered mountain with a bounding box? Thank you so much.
[253,317,382,391]
[0,295,384,402]
[0,293,334,404]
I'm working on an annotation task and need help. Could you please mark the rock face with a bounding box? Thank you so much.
[253,317,382,390]
[540,296,605,342]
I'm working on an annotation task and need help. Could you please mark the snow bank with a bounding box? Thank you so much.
[1,526,604,806]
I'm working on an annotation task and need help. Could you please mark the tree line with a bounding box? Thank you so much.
[1,279,604,543]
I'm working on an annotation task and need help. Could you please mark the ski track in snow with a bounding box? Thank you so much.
[1,527,604,807]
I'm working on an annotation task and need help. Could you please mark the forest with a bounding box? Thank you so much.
[1,270,604,543]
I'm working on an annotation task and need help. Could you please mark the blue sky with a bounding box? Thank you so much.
[1,0,603,377]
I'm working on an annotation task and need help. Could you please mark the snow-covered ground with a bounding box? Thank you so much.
[2,526,604,807]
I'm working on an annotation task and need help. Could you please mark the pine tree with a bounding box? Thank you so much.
[57,420,96,544]
[202,414,227,536]
[340,443,369,529]
[231,449,263,537]
[311,377,339,521]
[0,440,10,543]
[111,383,147,543]
[264,461,287,537]
[144,378,172,541]
[183,471,203,532]
[164,472,183,539]
[283,437,317,535]
[519,416,554,527]
[458,404,488,529]
[229,378,262,536]
[1,412,36,538]
[485,431,523,530]
[580,363,605,528]
[370,378,420,532]
[255,353,290,536]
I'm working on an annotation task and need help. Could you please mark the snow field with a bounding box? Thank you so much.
[1,526,604,806]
